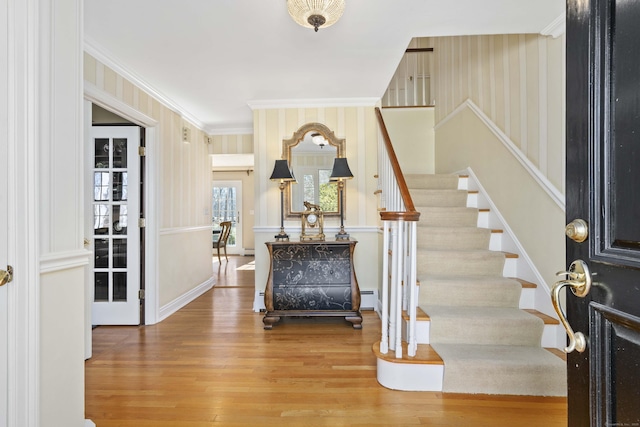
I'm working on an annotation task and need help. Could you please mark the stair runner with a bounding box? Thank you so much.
[409,173,566,396]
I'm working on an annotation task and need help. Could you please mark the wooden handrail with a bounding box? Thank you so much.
[375,107,420,222]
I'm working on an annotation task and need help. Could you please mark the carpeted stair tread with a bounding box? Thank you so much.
[423,306,544,346]
[419,275,522,308]
[417,249,506,277]
[405,174,459,190]
[417,226,491,250]
[415,206,479,227]
[430,343,567,396]
[410,189,468,207]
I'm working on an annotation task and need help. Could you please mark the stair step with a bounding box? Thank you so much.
[524,309,560,325]
[423,306,544,346]
[405,174,459,190]
[431,343,567,396]
[416,226,491,250]
[372,341,443,365]
[418,249,506,277]
[546,347,567,361]
[411,189,468,207]
[415,206,479,227]
[418,276,522,308]
[402,307,429,321]
[512,278,537,288]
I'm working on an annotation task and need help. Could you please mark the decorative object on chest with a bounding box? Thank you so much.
[263,241,362,330]
[300,201,324,241]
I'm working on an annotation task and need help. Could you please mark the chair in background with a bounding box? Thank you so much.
[213,221,232,263]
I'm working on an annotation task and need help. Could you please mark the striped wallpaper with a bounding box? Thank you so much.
[84,52,214,229]
[418,34,566,193]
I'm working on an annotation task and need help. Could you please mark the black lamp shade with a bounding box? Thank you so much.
[330,157,353,180]
[270,159,296,181]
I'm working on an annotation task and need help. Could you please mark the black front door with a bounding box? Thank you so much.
[566,0,640,425]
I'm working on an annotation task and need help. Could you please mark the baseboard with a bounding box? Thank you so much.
[85,420,96,427]
[253,291,266,312]
[158,277,214,322]
[360,290,378,310]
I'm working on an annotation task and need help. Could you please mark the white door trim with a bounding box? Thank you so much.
[6,0,42,424]
[83,84,160,326]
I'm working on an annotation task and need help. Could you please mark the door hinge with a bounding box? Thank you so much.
[138,289,146,300]
[138,218,146,228]
[138,146,146,156]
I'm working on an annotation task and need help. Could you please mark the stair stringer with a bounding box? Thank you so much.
[457,167,565,350]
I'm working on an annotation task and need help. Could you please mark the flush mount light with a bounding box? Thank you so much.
[287,0,346,32]
[311,132,327,148]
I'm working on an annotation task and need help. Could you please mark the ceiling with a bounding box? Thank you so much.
[84,0,564,134]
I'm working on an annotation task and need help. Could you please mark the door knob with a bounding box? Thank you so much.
[552,259,592,353]
[0,265,13,287]
[565,219,589,243]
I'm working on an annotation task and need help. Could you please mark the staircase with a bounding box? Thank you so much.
[375,173,567,396]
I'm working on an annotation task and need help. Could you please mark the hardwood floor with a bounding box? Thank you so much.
[86,255,567,426]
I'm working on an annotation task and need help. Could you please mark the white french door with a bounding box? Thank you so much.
[212,181,242,255]
[88,126,140,325]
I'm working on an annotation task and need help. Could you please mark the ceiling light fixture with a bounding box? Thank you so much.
[311,132,327,148]
[287,0,346,32]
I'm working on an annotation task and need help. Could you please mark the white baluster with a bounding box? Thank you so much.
[380,221,390,354]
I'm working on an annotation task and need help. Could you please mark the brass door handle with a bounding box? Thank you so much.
[551,259,592,353]
[0,265,13,287]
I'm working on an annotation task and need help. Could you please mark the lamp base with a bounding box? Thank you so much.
[335,230,350,241]
[274,232,290,242]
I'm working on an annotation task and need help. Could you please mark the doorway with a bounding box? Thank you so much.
[212,181,242,255]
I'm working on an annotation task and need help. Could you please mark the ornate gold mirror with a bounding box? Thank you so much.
[283,123,345,218]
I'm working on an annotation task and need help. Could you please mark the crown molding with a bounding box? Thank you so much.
[83,36,207,130]
[540,13,566,39]
[246,98,380,110]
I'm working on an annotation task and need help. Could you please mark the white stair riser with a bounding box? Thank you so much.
[402,317,430,344]
[519,288,536,309]
[489,232,503,251]
[503,257,517,277]
[376,358,444,391]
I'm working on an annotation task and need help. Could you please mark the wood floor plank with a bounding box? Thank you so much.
[86,255,567,426]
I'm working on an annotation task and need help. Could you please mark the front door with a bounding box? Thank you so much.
[88,126,141,325]
[566,0,640,425]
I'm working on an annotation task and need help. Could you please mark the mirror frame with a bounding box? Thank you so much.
[283,122,345,219]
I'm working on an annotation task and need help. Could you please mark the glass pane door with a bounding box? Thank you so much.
[212,181,242,254]
[90,126,140,325]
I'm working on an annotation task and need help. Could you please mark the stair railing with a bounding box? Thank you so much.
[375,107,420,358]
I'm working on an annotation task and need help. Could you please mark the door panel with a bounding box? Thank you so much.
[89,126,140,325]
[566,0,640,425]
